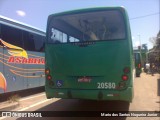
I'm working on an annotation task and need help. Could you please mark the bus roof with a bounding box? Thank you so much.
[0,15,45,36]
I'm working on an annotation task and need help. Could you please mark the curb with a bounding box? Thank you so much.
[0,102,19,111]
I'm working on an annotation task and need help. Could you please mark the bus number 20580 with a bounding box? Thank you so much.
[97,82,116,89]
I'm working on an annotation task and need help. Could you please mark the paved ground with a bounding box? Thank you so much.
[129,73,160,111]
[0,73,160,120]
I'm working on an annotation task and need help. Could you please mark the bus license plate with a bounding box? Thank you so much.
[97,82,116,89]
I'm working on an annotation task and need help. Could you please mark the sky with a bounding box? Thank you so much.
[0,0,159,49]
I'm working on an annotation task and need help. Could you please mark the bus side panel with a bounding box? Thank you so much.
[3,49,26,92]
[39,53,45,86]
[0,23,6,94]
[25,51,45,89]
[0,47,5,93]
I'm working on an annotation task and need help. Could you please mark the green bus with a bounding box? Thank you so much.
[45,7,134,102]
[134,51,142,77]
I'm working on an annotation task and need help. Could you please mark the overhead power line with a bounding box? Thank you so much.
[129,12,160,20]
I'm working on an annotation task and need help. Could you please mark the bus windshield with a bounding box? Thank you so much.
[48,10,126,43]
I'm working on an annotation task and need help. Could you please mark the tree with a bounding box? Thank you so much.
[149,37,157,46]
[156,31,160,48]
[148,31,160,73]
[155,31,160,73]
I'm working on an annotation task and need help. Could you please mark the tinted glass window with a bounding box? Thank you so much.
[23,31,35,51]
[0,24,2,38]
[1,24,23,48]
[0,24,2,46]
[48,10,126,43]
[34,34,45,52]
[50,28,67,43]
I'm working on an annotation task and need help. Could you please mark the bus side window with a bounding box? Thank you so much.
[63,33,67,43]
[0,24,2,46]
[1,24,23,48]
[23,31,35,51]
[51,28,60,43]
[34,34,45,52]
[0,23,1,38]
[50,28,67,43]
[69,36,80,42]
